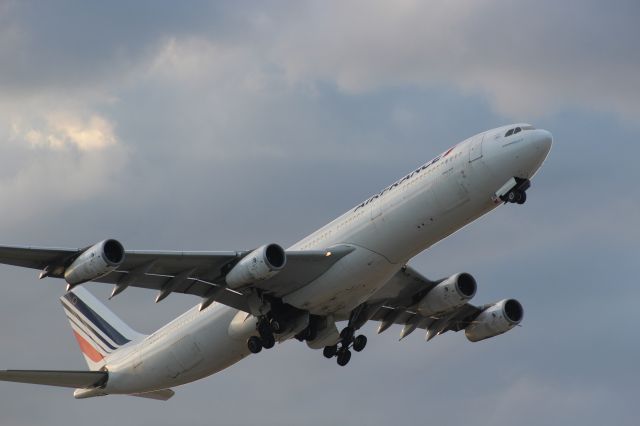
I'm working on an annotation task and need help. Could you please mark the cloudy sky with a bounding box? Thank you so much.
[0,1,638,424]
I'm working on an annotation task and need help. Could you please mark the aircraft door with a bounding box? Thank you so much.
[469,133,484,162]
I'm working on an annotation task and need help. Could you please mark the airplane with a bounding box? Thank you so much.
[0,123,551,400]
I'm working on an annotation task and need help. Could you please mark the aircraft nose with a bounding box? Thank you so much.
[532,129,553,156]
[518,128,552,178]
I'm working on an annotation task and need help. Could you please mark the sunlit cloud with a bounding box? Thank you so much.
[10,112,118,151]
[0,107,128,230]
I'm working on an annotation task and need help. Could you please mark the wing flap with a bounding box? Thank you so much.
[0,370,107,388]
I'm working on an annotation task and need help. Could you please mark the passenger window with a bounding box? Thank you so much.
[514,127,521,134]
[505,129,514,137]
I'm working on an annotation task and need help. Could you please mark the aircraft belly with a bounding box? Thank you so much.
[104,304,250,394]
[282,246,398,315]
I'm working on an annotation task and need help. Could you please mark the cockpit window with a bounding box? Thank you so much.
[505,125,535,137]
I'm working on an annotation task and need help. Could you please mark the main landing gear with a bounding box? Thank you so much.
[247,317,278,354]
[501,178,530,205]
[323,305,370,366]
[323,326,368,367]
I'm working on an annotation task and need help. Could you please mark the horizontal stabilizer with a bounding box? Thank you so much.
[0,370,107,389]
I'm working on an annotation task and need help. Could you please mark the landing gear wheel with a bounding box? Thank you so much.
[247,336,263,354]
[506,190,527,204]
[258,320,274,342]
[269,318,282,334]
[515,192,523,203]
[353,335,367,352]
[261,334,275,349]
[336,348,352,366]
[323,345,338,359]
[517,192,527,204]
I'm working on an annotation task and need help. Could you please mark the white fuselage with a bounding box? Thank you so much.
[99,124,552,396]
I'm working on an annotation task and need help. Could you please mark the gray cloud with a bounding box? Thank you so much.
[0,2,638,425]
[264,0,640,120]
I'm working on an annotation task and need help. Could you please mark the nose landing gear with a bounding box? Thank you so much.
[506,189,527,204]
[500,178,530,205]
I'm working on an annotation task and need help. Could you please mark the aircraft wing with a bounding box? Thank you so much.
[365,266,482,340]
[0,244,354,312]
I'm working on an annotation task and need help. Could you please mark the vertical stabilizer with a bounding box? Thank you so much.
[60,286,145,370]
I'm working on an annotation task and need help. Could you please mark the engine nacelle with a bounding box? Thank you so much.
[225,244,286,289]
[417,273,477,317]
[64,239,125,286]
[465,299,523,342]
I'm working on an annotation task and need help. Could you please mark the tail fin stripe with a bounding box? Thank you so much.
[61,299,120,350]
[72,330,105,362]
[65,312,117,353]
[63,293,131,346]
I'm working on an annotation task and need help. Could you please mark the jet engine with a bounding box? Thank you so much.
[225,244,286,289]
[417,273,477,317]
[64,239,125,286]
[465,299,523,342]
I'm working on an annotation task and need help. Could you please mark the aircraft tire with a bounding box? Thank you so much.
[248,336,263,354]
[353,335,367,352]
[269,318,282,334]
[336,349,351,366]
[258,320,275,342]
[323,345,337,359]
[262,335,276,349]
[517,192,527,204]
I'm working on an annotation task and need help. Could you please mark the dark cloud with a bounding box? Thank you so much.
[0,0,251,95]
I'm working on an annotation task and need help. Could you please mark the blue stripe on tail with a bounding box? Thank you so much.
[63,292,131,346]
[63,309,118,352]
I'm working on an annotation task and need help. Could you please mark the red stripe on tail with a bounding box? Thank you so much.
[72,331,104,362]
